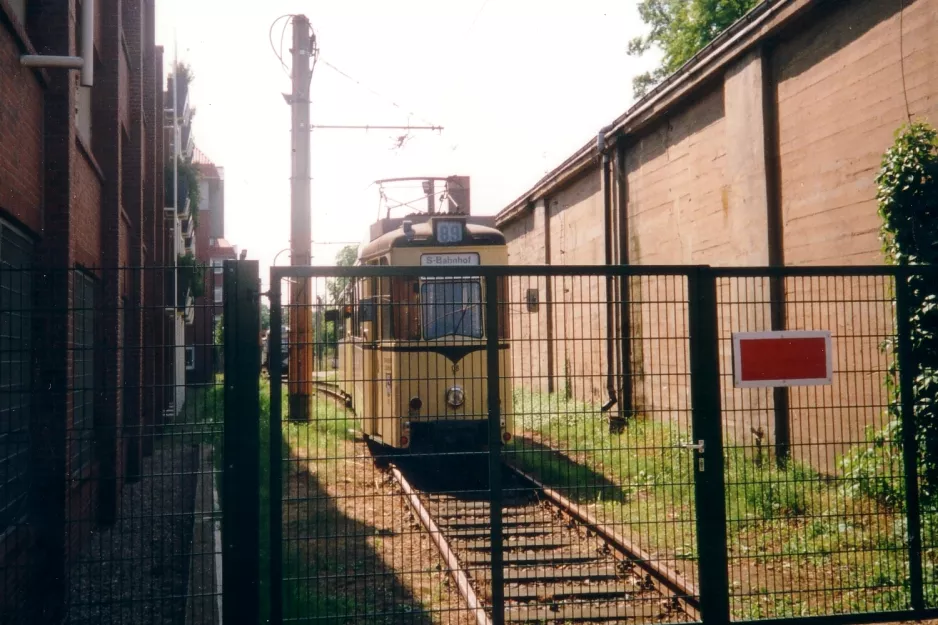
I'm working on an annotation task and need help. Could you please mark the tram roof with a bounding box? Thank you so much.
[359,217,506,261]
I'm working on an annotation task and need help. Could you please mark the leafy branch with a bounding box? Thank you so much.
[627,0,759,98]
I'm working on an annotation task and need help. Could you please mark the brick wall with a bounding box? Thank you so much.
[73,151,104,268]
[0,4,43,234]
[0,1,167,620]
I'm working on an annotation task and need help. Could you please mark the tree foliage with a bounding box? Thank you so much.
[326,244,360,304]
[260,303,271,332]
[628,0,759,98]
[875,121,938,498]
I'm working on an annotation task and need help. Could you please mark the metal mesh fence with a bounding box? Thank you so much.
[8,261,931,624]
[0,265,224,625]
[263,264,937,625]
[715,271,903,619]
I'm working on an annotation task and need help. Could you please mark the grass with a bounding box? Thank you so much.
[259,380,360,623]
[505,386,925,619]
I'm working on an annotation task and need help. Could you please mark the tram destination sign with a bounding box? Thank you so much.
[732,330,833,388]
[420,253,480,266]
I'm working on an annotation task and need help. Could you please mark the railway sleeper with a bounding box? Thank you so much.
[429,505,533,518]
[446,525,552,539]
[465,551,600,566]
[424,497,535,508]
[504,582,635,601]
[432,513,532,527]
[476,564,623,583]
[503,599,671,623]
[460,537,571,551]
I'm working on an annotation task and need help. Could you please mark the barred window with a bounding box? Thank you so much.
[71,271,96,478]
[0,219,34,534]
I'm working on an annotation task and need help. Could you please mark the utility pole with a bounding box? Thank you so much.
[288,15,313,421]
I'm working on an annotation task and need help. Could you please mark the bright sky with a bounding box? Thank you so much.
[154,0,660,288]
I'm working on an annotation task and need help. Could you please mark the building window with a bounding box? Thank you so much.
[214,286,223,303]
[0,219,34,535]
[71,271,96,478]
[185,346,195,370]
[209,237,217,247]
[212,258,223,274]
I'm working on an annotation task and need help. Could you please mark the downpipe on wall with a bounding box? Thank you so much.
[598,127,624,433]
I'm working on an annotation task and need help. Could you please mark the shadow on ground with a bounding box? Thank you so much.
[277,439,441,625]
[503,435,631,505]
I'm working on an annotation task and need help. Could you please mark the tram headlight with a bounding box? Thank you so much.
[445,386,465,408]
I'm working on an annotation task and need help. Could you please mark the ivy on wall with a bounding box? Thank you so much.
[164,157,202,224]
[875,121,938,498]
[177,252,207,299]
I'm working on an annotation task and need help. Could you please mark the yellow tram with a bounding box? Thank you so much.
[336,208,513,452]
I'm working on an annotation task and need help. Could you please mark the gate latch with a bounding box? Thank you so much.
[682,440,705,472]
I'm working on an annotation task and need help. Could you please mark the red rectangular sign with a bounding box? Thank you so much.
[732,331,832,388]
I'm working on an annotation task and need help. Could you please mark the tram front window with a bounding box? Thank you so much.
[420,280,483,340]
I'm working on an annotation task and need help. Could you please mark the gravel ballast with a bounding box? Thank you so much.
[66,437,200,625]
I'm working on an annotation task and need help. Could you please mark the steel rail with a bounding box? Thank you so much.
[309,379,350,405]
[389,465,492,625]
[506,463,701,620]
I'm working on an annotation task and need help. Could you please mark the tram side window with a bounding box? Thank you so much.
[390,277,420,340]
[421,279,483,340]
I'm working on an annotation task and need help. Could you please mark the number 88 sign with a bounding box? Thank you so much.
[435,221,463,244]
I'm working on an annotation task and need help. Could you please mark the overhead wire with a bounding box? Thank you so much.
[269,14,294,76]
[319,58,439,129]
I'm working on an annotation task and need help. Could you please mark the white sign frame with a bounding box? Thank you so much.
[420,253,480,267]
[731,330,833,389]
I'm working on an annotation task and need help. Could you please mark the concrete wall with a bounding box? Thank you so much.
[498,0,938,473]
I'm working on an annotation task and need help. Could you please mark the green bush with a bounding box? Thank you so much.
[875,121,938,498]
[839,420,905,508]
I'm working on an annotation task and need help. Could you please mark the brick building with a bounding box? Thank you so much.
[0,0,172,621]
[495,0,938,471]
[163,62,194,411]
[185,147,237,384]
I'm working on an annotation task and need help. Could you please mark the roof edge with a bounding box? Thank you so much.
[495,0,814,228]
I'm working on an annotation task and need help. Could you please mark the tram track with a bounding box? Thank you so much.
[387,458,697,624]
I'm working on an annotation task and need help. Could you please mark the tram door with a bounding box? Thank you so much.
[361,276,379,439]
[375,273,398,447]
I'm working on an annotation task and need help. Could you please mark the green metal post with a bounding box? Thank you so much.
[222,260,261,624]
[688,267,731,624]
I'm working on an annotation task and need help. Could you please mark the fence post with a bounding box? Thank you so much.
[222,260,261,624]
[485,273,505,625]
[688,267,730,624]
[269,275,284,625]
[896,273,925,611]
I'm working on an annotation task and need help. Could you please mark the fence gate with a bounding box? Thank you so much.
[220,261,938,625]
